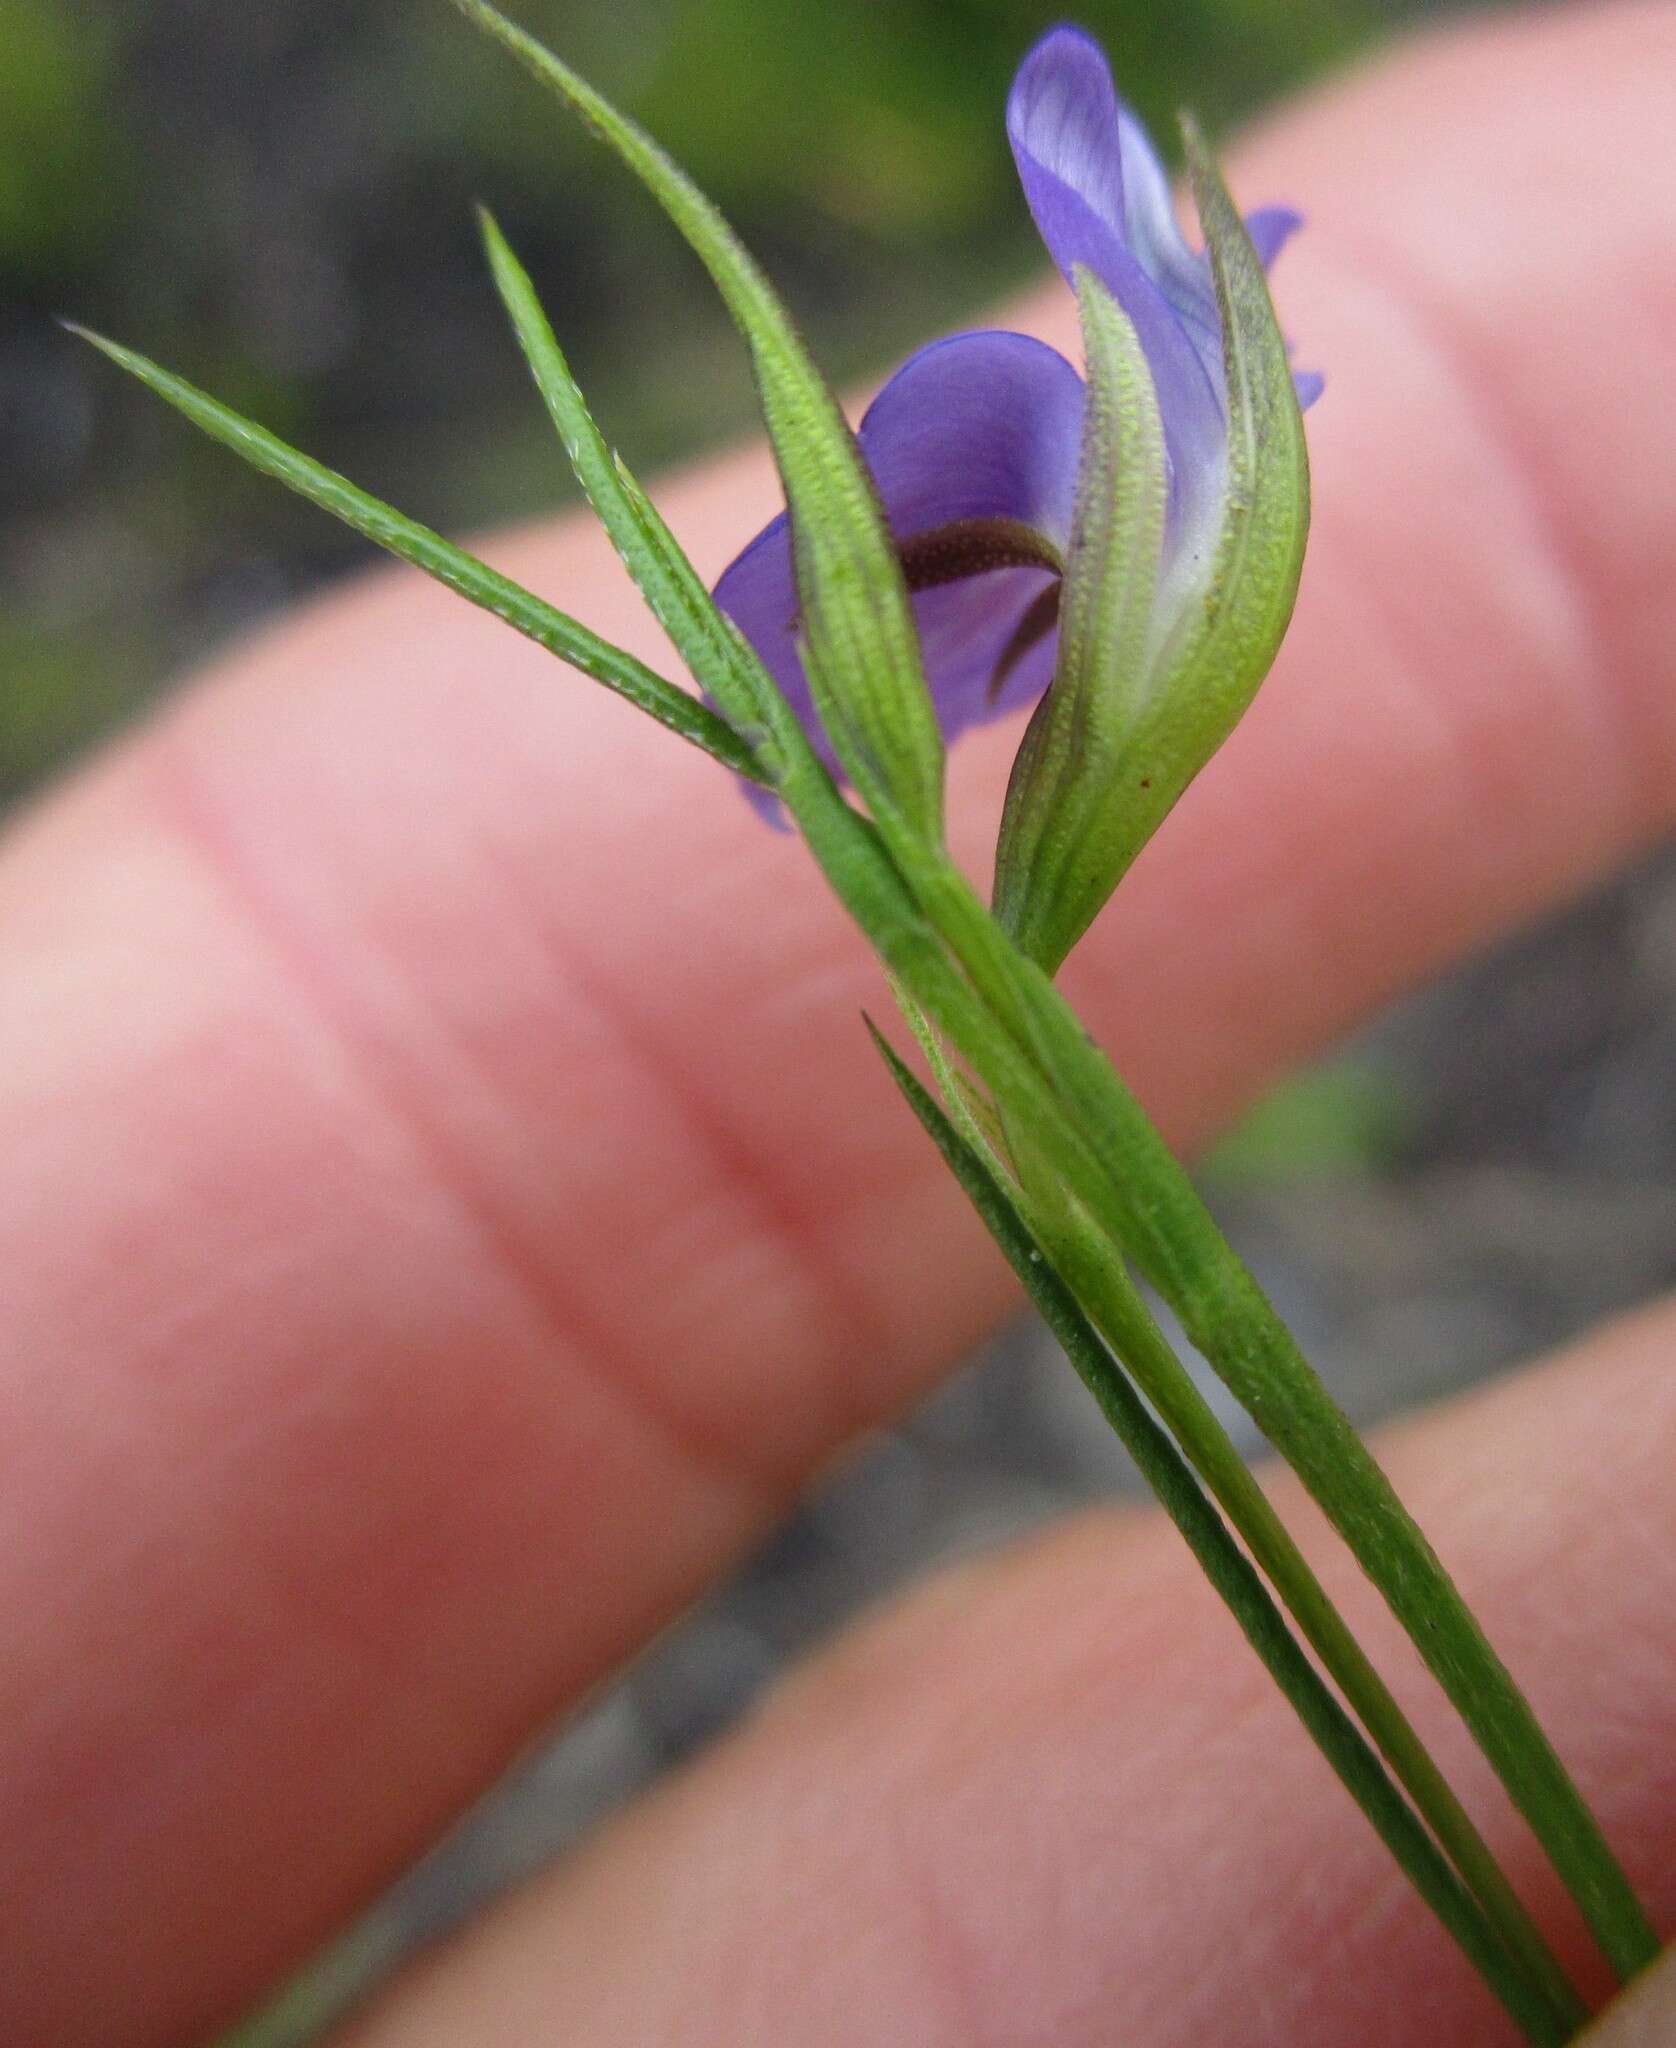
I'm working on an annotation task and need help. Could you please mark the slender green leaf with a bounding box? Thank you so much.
[883,826,1658,1986]
[790,710,1651,1993]
[449,0,946,843]
[476,208,785,761]
[715,717,1611,2018]
[888,979,1012,1179]
[67,324,765,783]
[994,267,1168,970]
[1004,1143,1588,2034]
[870,1023,1576,2048]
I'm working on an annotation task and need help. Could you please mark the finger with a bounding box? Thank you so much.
[1584,1949,1676,2047]
[7,3,1675,2043]
[337,1296,1676,2048]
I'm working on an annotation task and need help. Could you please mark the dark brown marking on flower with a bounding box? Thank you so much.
[897,517,1064,593]
[986,579,1063,703]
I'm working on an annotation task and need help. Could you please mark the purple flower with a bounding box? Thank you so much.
[715,24,1317,815]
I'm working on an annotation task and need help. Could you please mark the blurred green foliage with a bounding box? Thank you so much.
[0,0,131,268]
[1205,1061,1414,1187]
[3,0,1471,800]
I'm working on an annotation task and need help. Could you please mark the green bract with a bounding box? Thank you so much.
[995,130,1311,970]
[993,267,1170,968]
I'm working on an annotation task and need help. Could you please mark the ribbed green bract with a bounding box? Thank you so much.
[994,122,1311,976]
[993,268,1168,969]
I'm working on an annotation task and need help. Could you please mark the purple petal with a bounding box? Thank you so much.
[1245,204,1304,271]
[1006,27,1224,540]
[715,329,1085,814]
[1113,100,1221,345]
[853,328,1084,542]
[1293,369,1325,410]
[1006,27,1128,256]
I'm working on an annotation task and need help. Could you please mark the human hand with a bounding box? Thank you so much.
[6,4,1674,2041]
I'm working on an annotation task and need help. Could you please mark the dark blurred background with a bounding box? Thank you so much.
[13,5,1676,2045]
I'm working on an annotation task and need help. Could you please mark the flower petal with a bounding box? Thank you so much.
[715,329,1085,813]
[1006,27,1224,538]
[1244,203,1304,271]
[852,329,1085,544]
[1113,101,1221,342]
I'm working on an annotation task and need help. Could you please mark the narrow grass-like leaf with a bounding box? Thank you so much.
[994,268,1168,970]
[781,705,1652,1996]
[870,792,1655,1983]
[870,1023,1576,2048]
[887,823,1657,1986]
[67,324,765,783]
[476,209,784,760]
[888,980,1013,1179]
[450,0,946,842]
[1003,1145,1589,2034]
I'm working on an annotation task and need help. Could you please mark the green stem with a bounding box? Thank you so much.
[888,851,1657,1986]
[1017,1169,1587,2031]
[874,1027,1576,2047]
[1048,1089,1655,1983]
[770,753,1648,1985]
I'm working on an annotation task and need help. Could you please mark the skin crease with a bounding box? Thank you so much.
[1,0,1674,2041]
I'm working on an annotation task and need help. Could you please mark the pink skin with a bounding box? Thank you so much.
[3,3,1674,2042]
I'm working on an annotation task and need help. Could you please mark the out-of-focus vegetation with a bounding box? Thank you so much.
[1206,1060,1413,1187]
[4,0,1474,799]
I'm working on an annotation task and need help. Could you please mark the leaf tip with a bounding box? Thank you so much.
[60,320,144,383]
[1176,107,1210,166]
[474,202,514,268]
